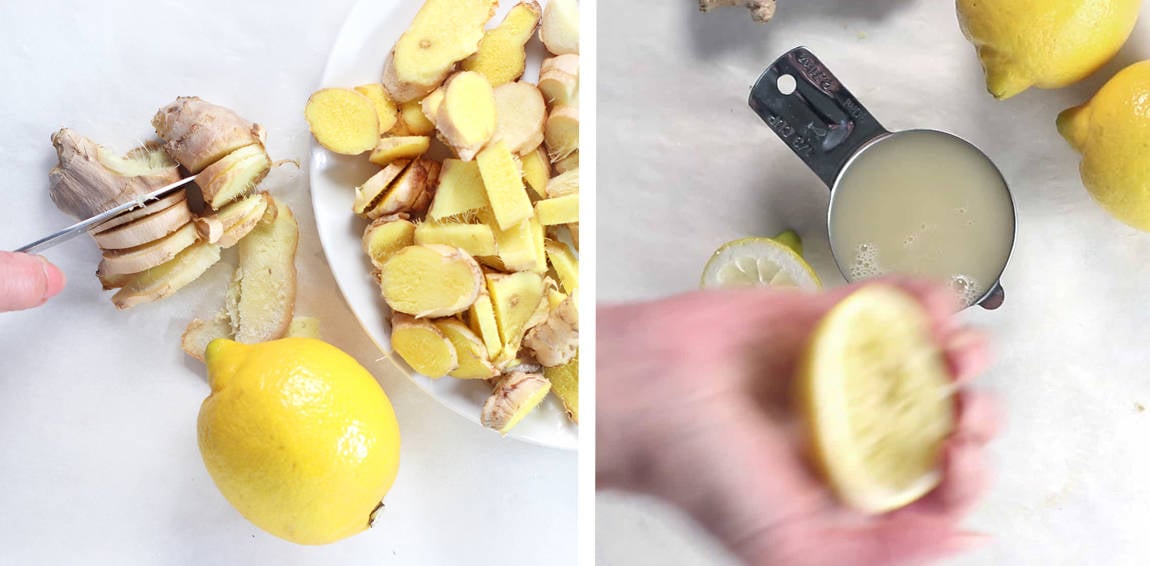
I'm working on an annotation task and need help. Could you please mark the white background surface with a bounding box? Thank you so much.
[0,1,575,564]
[599,1,1150,565]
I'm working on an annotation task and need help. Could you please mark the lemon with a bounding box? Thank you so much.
[701,231,821,290]
[797,286,955,514]
[957,0,1140,99]
[198,338,401,545]
[1059,61,1150,232]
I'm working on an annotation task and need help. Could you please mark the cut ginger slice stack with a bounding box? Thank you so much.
[302,0,581,435]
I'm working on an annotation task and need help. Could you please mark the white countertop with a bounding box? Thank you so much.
[0,2,575,564]
[598,1,1150,565]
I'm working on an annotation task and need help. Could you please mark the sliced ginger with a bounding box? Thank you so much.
[477,208,537,272]
[391,313,459,377]
[486,271,545,354]
[546,167,579,197]
[399,100,436,136]
[469,293,503,360]
[535,194,579,226]
[545,355,578,423]
[414,221,497,257]
[91,191,186,234]
[93,198,193,250]
[477,142,533,230]
[544,105,579,162]
[461,1,542,86]
[521,146,551,199]
[369,136,431,167]
[363,216,417,268]
[428,159,490,220]
[98,223,200,277]
[230,199,299,343]
[112,241,223,310]
[420,87,446,128]
[538,54,579,108]
[492,82,546,155]
[195,193,270,248]
[437,71,497,161]
[353,83,399,133]
[365,158,439,219]
[540,0,580,56]
[481,371,551,434]
[545,239,579,293]
[382,0,499,102]
[305,88,381,155]
[354,160,411,216]
[195,144,272,209]
[380,244,484,318]
[436,319,497,379]
[153,96,265,173]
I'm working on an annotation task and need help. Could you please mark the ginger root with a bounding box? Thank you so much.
[520,146,551,199]
[469,292,503,360]
[481,371,551,434]
[365,158,439,220]
[195,193,270,248]
[379,244,484,318]
[699,0,776,22]
[152,96,265,173]
[97,223,200,277]
[544,105,579,162]
[48,128,180,219]
[391,312,459,378]
[538,54,579,108]
[369,136,431,167]
[382,0,499,102]
[354,160,411,216]
[461,1,542,86]
[535,194,579,226]
[486,271,546,354]
[544,239,578,293]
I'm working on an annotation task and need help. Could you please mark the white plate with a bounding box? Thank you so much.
[310,0,578,450]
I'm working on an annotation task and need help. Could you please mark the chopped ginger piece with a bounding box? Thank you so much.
[486,271,545,354]
[477,141,533,230]
[436,319,497,379]
[540,0,580,56]
[469,293,503,359]
[391,312,458,378]
[491,82,546,155]
[461,1,542,86]
[538,54,579,108]
[429,159,490,220]
[482,372,551,434]
[363,216,416,268]
[545,355,578,423]
[380,244,484,318]
[437,71,497,161]
[535,194,579,226]
[415,222,497,257]
[545,240,579,293]
[521,146,551,199]
[369,136,431,166]
[353,83,399,133]
[382,0,499,102]
[305,88,380,155]
[399,100,435,136]
[544,105,579,162]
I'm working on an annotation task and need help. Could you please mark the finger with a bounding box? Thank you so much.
[943,327,991,383]
[954,391,1001,444]
[0,252,66,312]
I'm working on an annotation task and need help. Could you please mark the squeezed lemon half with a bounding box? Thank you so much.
[797,286,955,513]
[701,231,821,290]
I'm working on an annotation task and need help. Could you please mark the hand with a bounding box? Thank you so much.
[597,279,999,566]
[0,252,66,312]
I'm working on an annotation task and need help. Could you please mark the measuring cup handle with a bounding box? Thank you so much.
[749,47,889,188]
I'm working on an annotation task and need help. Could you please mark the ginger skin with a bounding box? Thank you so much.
[699,0,776,22]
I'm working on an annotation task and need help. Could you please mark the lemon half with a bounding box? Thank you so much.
[797,286,955,513]
[701,232,821,290]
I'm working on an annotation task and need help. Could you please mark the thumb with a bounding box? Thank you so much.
[0,252,66,312]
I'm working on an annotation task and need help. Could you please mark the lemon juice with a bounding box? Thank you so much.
[828,131,1014,306]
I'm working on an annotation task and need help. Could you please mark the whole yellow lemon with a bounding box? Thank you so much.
[1059,61,1150,232]
[957,0,1140,99]
[198,338,401,545]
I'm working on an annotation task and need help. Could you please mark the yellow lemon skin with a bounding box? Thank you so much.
[957,0,1140,99]
[1059,61,1150,232]
[199,338,401,545]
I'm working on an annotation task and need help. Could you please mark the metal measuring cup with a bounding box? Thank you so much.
[748,47,1015,310]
